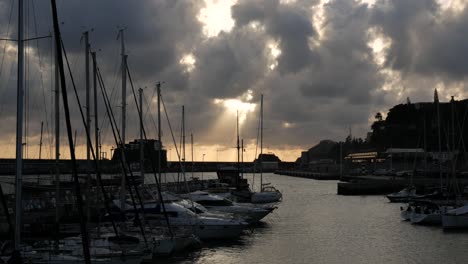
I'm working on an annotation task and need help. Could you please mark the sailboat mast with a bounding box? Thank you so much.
[120,29,126,147]
[84,31,90,177]
[54,39,60,225]
[450,96,457,194]
[91,51,100,230]
[92,51,99,164]
[182,105,185,172]
[260,94,263,191]
[191,133,194,180]
[50,0,91,261]
[14,0,24,251]
[83,31,91,222]
[435,89,443,190]
[237,110,240,188]
[119,29,127,212]
[139,88,144,181]
[241,139,244,179]
[39,121,43,160]
[157,82,162,183]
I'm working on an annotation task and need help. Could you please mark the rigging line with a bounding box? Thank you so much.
[97,66,149,244]
[96,47,120,145]
[142,93,159,138]
[32,0,52,159]
[60,39,121,238]
[160,94,191,195]
[143,82,157,124]
[125,64,174,236]
[253,106,261,190]
[0,0,14,80]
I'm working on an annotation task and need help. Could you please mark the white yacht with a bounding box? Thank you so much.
[114,200,248,240]
[181,191,274,223]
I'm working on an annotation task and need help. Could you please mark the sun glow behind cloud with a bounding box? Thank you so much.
[180,53,196,72]
[268,41,282,70]
[198,0,237,38]
[214,90,257,124]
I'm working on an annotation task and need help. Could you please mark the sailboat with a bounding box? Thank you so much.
[251,94,282,204]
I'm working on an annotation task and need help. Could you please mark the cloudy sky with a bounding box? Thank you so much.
[0,0,468,161]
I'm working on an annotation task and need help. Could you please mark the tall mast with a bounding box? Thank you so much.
[182,105,185,174]
[83,31,91,221]
[450,96,458,194]
[260,94,264,191]
[50,0,91,261]
[54,37,60,225]
[119,29,126,212]
[120,29,126,146]
[92,52,98,166]
[435,89,442,190]
[236,110,240,189]
[84,31,90,174]
[39,121,44,160]
[139,88,144,181]
[157,82,162,183]
[14,0,24,252]
[241,139,244,179]
[191,133,194,180]
[91,51,100,230]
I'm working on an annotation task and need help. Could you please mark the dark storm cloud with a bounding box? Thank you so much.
[190,27,269,99]
[3,0,468,160]
[370,0,468,80]
[370,0,439,73]
[232,0,317,73]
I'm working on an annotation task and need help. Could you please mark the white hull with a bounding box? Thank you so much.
[442,214,468,229]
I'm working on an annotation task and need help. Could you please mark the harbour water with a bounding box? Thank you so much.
[160,173,468,264]
[2,172,468,263]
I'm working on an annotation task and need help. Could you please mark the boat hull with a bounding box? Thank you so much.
[251,192,282,204]
[410,213,441,225]
[442,214,468,229]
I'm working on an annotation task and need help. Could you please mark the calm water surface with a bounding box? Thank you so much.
[159,173,468,264]
[3,173,468,263]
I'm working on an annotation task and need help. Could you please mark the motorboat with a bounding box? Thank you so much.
[181,191,274,223]
[386,187,417,203]
[114,199,247,240]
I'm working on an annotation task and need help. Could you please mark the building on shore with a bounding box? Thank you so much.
[254,153,281,172]
[111,139,167,171]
